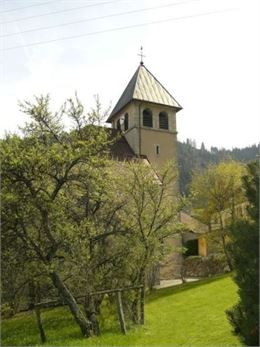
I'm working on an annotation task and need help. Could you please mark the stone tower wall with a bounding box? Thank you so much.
[159,234,183,280]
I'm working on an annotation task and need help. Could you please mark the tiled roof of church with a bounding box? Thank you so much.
[107,63,182,122]
[107,128,137,161]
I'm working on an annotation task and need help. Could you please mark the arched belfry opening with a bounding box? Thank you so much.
[143,109,153,128]
[159,112,169,130]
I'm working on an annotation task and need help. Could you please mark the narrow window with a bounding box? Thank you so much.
[124,113,129,131]
[143,109,153,127]
[116,119,121,130]
[159,111,169,130]
[155,144,160,155]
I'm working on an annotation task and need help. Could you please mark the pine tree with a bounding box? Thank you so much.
[226,161,259,346]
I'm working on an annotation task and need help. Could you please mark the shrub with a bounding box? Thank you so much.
[1,303,14,319]
[183,253,228,278]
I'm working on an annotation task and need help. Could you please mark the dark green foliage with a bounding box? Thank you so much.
[226,161,259,346]
[178,140,259,195]
[243,161,259,221]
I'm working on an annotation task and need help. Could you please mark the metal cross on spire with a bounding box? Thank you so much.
[138,46,146,65]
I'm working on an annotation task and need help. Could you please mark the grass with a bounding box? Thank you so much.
[1,274,241,346]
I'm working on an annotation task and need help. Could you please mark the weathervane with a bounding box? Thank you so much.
[138,46,146,65]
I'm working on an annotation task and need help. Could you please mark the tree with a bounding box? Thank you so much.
[226,161,259,346]
[200,142,206,151]
[1,94,182,337]
[1,95,111,337]
[189,161,246,268]
[113,160,182,321]
[79,160,182,324]
[177,140,259,196]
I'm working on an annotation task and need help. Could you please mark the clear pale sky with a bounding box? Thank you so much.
[0,0,259,149]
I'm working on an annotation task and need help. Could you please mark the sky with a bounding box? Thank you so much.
[0,0,259,149]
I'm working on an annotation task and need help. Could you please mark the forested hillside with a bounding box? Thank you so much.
[177,140,259,195]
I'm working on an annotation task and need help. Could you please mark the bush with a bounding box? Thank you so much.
[183,254,228,278]
[1,303,14,319]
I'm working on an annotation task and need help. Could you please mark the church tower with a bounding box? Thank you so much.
[107,60,185,280]
[107,63,209,281]
[106,61,182,170]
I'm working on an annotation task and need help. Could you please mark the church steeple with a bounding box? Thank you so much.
[107,64,182,123]
[107,63,182,170]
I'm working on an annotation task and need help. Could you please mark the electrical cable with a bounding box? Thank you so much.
[0,0,124,25]
[0,8,237,52]
[0,0,200,38]
[0,1,53,14]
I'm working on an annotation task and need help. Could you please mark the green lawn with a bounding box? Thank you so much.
[2,274,241,346]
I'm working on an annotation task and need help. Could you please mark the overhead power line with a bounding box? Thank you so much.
[0,0,123,25]
[0,0,200,38]
[1,8,237,52]
[0,1,53,14]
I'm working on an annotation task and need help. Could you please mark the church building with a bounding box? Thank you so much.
[107,60,208,281]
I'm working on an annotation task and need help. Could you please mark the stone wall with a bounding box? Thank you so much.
[159,234,183,280]
[183,254,229,278]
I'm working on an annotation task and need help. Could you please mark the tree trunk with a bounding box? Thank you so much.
[49,271,92,337]
[131,266,146,324]
[131,297,139,324]
[28,280,47,343]
[219,214,233,271]
[28,280,36,310]
[35,282,47,343]
[140,286,145,325]
[35,307,46,343]
[84,295,100,336]
[116,291,127,334]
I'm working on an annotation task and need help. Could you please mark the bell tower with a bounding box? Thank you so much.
[106,61,182,171]
[107,60,184,280]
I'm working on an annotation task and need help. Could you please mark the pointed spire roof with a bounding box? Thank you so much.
[107,63,182,122]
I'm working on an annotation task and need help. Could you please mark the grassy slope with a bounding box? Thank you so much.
[2,274,241,346]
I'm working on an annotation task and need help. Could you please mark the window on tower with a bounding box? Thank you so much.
[159,112,169,130]
[124,113,129,131]
[143,109,153,127]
